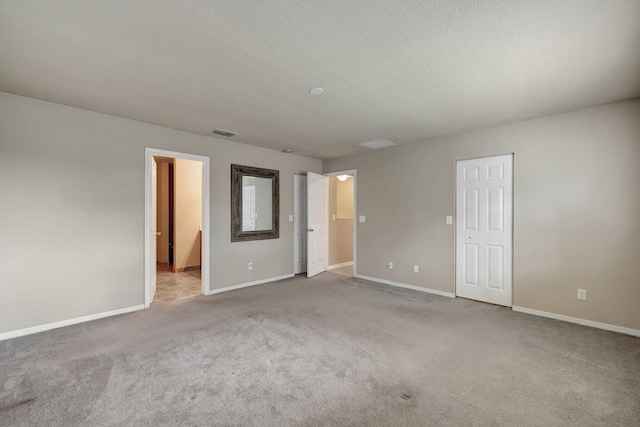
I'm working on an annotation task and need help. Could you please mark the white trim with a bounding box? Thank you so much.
[205,274,295,296]
[0,305,145,341]
[512,306,640,337]
[323,169,357,276]
[145,148,211,307]
[328,261,354,270]
[293,174,307,275]
[354,274,456,298]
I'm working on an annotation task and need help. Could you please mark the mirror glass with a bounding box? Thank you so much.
[241,176,273,231]
[231,164,279,242]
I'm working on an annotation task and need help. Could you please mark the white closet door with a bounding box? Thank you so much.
[456,154,513,306]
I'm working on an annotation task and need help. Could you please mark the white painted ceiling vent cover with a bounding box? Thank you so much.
[358,139,396,149]
[211,128,238,137]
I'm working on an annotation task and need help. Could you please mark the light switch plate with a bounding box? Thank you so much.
[359,216,366,223]
[288,214,293,222]
[446,216,453,225]
[332,214,336,221]
[577,289,587,300]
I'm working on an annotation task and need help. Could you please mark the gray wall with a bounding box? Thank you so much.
[0,92,321,334]
[324,99,640,331]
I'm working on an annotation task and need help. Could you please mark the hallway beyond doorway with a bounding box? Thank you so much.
[154,268,201,303]
[330,264,353,277]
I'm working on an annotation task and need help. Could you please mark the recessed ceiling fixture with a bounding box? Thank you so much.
[337,175,350,181]
[309,87,324,95]
[358,138,396,149]
[210,128,238,138]
[282,149,293,153]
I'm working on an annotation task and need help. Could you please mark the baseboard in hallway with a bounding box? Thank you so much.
[174,265,201,273]
[328,261,353,270]
[156,264,173,273]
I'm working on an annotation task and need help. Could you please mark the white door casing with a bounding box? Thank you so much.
[456,154,513,306]
[294,174,307,274]
[145,148,211,305]
[307,172,329,277]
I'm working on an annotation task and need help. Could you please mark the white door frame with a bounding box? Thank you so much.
[144,147,211,307]
[324,169,357,276]
[454,153,513,306]
[293,174,307,274]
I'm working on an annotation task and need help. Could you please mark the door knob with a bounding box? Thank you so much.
[156,232,162,236]
[308,228,314,232]
[468,235,472,239]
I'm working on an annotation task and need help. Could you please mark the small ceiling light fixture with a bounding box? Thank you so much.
[337,175,349,181]
[358,138,396,150]
[282,149,293,153]
[309,87,324,95]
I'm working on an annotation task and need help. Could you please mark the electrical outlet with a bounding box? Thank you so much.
[413,265,419,273]
[388,261,393,269]
[248,262,253,270]
[577,289,586,300]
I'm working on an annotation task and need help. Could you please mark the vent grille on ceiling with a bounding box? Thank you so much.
[211,128,238,138]
[358,138,396,149]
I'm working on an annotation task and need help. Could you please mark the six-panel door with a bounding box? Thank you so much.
[456,155,513,306]
[307,172,329,277]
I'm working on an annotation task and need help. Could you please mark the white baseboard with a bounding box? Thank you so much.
[512,306,640,337]
[328,261,354,270]
[205,274,295,296]
[354,274,456,298]
[0,304,145,341]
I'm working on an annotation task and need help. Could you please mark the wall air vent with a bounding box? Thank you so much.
[211,128,238,138]
[358,138,396,149]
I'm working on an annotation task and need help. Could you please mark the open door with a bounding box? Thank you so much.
[307,172,329,277]
[456,154,513,306]
[147,157,158,306]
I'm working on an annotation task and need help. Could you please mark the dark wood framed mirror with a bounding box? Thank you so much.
[231,164,279,242]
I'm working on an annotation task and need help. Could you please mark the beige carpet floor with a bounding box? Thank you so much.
[1,271,639,426]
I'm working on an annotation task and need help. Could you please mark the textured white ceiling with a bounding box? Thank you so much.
[1,0,639,159]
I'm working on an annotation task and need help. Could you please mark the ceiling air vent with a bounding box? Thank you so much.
[211,128,238,138]
[358,138,396,149]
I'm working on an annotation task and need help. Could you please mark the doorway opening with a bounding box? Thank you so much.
[293,170,357,278]
[327,172,355,277]
[145,148,211,307]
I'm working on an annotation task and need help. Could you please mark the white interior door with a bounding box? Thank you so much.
[456,154,513,306]
[307,172,329,277]
[149,157,158,304]
[294,174,307,274]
